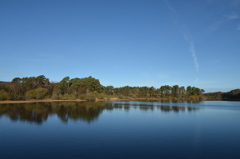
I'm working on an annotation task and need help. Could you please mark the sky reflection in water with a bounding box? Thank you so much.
[0,101,240,159]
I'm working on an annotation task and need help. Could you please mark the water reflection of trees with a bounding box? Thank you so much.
[54,102,106,123]
[0,102,200,124]
[109,103,200,112]
[157,105,199,112]
[0,102,106,124]
[0,103,52,124]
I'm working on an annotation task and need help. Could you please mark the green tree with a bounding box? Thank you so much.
[59,76,70,94]
[36,75,47,85]
[160,85,172,97]
[179,86,185,97]
[138,86,149,97]
[11,77,22,83]
[149,86,156,98]
[71,76,102,93]
[172,85,179,97]
[187,86,192,96]
[104,86,114,95]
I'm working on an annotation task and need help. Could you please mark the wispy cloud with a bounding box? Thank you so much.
[224,14,239,20]
[208,14,238,32]
[237,25,240,30]
[165,0,176,13]
[194,78,199,83]
[209,13,239,32]
[140,72,151,78]
[18,58,51,62]
[208,20,225,32]
[165,0,199,72]
[17,53,68,63]
[17,74,23,77]
[231,0,240,6]
[0,69,7,73]
[162,81,180,86]
[208,0,239,32]
[206,0,214,2]
[156,74,168,80]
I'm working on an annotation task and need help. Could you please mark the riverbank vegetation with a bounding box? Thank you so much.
[0,75,205,101]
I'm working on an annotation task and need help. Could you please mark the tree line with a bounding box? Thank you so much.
[0,75,205,101]
[204,89,240,101]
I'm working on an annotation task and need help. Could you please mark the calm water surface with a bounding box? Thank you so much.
[0,101,240,159]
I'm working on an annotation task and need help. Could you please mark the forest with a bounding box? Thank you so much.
[0,75,205,101]
[204,89,240,101]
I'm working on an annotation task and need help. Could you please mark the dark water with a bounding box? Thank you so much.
[0,101,240,159]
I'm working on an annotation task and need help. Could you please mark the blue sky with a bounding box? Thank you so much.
[0,0,240,92]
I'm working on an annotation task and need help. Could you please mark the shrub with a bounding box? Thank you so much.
[79,94,87,100]
[0,89,10,100]
[25,88,48,100]
[35,88,48,100]
[86,92,95,101]
[25,89,37,99]
[118,94,125,99]
[97,93,107,99]
[62,94,76,100]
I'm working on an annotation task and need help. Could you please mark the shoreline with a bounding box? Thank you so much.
[0,98,162,104]
[0,97,205,104]
[0,99,86,104]
[1,99,237,104]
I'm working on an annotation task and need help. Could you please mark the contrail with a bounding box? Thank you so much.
[189,42,199,72]
[183,32,199,72]
[165,0,199,72]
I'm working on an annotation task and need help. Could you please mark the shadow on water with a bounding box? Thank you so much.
[0,101,200,124]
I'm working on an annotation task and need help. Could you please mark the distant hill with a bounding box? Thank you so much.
[204,89,240,101]
[0,81,10,84]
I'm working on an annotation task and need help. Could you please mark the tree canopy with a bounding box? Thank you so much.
[0,75,209,101]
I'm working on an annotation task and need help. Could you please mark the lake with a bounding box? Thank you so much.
[0,100,240,159]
